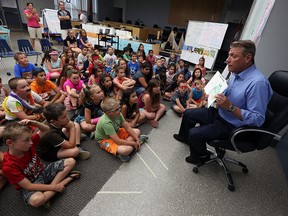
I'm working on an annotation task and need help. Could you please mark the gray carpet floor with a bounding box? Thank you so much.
[0,139,122,216]
[0,107,156,216]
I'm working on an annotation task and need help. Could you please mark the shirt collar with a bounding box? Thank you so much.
[232,64,256,80]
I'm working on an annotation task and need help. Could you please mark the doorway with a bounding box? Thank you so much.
[0,0,22,29]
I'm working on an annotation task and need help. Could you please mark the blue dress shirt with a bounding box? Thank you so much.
[218,64,273,127]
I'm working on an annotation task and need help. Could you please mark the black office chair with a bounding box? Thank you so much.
[175,28,186,44]
[192,70,288,191]
[161,26,172,43]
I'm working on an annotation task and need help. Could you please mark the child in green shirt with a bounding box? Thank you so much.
[95,97,148,161]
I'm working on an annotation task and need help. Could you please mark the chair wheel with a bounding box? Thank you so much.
[193,167,198,173]
[242,168,248,173]
[228,185,235,192]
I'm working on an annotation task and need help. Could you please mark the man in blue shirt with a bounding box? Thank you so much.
[173,40,273,164]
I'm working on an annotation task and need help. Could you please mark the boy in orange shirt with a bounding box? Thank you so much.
[30,67,66,104]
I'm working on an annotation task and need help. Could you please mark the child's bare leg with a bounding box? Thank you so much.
[142,109,156,120]
[74,122,81,144]
[57,147,80,159]
[116,129,140,155]
[173,105,184,113]
[164,92,172,99]
[117,146,134,155]
[50,72,61,80]
[130,128,140,137]
[189,104,198,109]
[55,92,67,104]
[142,110,158,127]
[154,104,166,121]
[201,101,207,107]
[80,121,96,132]
[28,158,76,207]
[70,89,78,107]
[137,112,146,125]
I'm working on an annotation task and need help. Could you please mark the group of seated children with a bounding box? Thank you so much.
[0,39,208,208]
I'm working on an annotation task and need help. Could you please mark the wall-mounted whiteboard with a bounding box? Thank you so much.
[42,9,61,33]
[181,20,228,69]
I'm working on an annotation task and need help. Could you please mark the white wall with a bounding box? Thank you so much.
[242,0,288,77]
[255,0,288,76]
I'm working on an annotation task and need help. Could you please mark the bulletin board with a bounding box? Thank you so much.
[180,20,228,69]
[42,9,61,33]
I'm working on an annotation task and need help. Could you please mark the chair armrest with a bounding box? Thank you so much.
[230,126,281,154]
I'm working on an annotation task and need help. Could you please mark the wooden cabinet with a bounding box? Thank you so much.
[168,0,224,26]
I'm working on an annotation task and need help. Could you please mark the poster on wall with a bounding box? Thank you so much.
[181,20,228,69]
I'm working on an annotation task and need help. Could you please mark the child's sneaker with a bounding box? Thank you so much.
[78,146,90,160]
[139,134,149,144]
[117,154,130,162]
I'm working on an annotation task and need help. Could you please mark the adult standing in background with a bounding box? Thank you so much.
[24,2,41,49]
[58,1,72,40]
[79,10,88,29]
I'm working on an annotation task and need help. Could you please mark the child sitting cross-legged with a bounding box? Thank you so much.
[113,66,135,99]
[189,79,207,108]
[121,88,146,128]
[74,85,104,136]
[138,78,166,128]
[95,97,148,162]
[37,103,90,161]
[1,120,81,209]
[171,80,191,116]
[30,67,67,104]
[63,69,86,111]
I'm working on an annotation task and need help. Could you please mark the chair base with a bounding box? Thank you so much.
[192,148,248,191]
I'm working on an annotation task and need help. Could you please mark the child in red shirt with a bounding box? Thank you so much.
[2,120,80,208]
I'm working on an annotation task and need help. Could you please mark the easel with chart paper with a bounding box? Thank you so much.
[42,9,62,41]
[181,21,228,69]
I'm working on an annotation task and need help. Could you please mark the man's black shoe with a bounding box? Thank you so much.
[173,134,186,143]
[185,156,201,164]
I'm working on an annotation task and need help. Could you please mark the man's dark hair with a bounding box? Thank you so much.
[230,40,256,63]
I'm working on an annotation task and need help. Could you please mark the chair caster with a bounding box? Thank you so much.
[193,167,198,173]
[242,168,248,173]
[228,184,235,192]
[6,72,11,76]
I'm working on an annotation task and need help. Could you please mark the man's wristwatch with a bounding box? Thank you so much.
[228,104,236,112]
